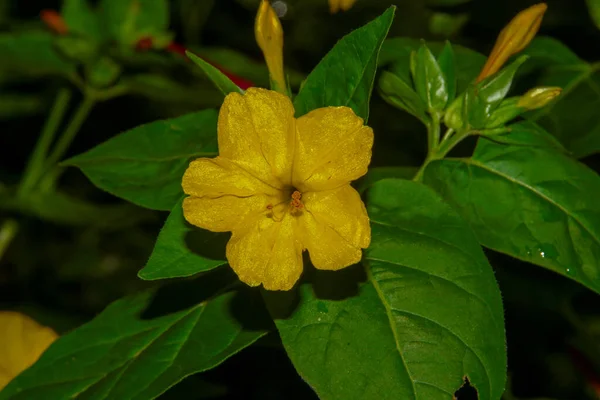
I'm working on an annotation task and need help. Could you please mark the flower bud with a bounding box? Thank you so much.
[329,0,358,13]
[255,0,287,94]
[517,86,562,110]
[477,3,547,82]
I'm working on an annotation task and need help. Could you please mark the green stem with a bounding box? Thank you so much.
[426,113,441,154]
[0,219,19,261]
[17,88,72,197]
[414,128,471,182]
[44,95,96,170]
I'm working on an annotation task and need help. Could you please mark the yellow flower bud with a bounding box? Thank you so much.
[517,86,562,109]
[0,312,58,390]
[477,3,547,82]
[329,0,358,13]
[255,0,287,94]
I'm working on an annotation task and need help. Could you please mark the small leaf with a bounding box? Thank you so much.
[267,179,506,400]
[0,276,271,400]
[437,41,457,102]
[488,121,566,151]
[378,71,428,122]
[139,198,228,280]
[186,51,243,96]
[98,0,169,45]
[64,110,218,211]
[586,0,600,30]
[61,0,102,40]
[86,56,122,88]
[412,42,448,112]
[424,139,600,294]
[293,6,396,120]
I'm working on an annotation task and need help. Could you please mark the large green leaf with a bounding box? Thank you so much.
[139,198,228,280]
[293,6,395,120]
[522,37,600,158]
[424,138,600,294]
[0,274,271,400]
[266,179,506,400]
[64,110,218,211]
[0,32,75,77]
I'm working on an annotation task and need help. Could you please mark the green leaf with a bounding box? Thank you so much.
[0,276,271,400]
[61,0,102,40]
[64,110,218,211]
[0,93,44,119]
[355,166,418,194]
[98,0,169,45]
[437,41,457,103]
[412,42,448,112]
[424,140,600,294]
[487,121,566,151]
[293,6,396,120]
[86,56,122,88]
[267,179,506,400]
[585,0,600,30]
[521,37,600,158]
[378,71,428,122]
[186,51,243,96]
[0,32,75,77]
[139,198,228,280]
[379,38,485,95]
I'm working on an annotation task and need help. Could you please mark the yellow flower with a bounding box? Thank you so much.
[0,312,58,390]
[182,88,372,291]
[255,0,287,94]
[476,3,547,82]
[329,0,358,13]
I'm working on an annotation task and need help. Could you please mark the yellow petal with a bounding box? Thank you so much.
[219,88,296,187]
[226,214,303,291]
[293,107,374,192]
[477,3,547,82]
[303,184,371,250]
[255,0,287,94]
[0,312,58,391]
[182,156,280,198]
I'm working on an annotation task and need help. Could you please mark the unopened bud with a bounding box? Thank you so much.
[255,0,287,94]
[517,86,562,109]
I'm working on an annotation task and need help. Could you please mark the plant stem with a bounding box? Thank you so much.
[0,219,19,261]
[426,113,441,154]
[17,88,72,198]
[44,94,96,170]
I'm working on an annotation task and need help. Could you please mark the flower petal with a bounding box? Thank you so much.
[226,214,303,291]
[182,156,280,197]
[293,107,374,192]
[183,194,274,232]
[219,88,296,187]
[303,184,370,250]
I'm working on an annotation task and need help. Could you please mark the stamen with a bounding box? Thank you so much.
[290,190,304,213]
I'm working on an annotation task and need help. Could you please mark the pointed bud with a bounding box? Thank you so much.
[329,0,358,14]
[255,0,287,94]
[477,3,547,82]
[517,86,562,109]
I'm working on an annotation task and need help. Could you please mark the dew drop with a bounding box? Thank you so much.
[566,267,576,277]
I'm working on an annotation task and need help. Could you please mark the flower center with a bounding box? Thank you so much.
[289,190,304,213]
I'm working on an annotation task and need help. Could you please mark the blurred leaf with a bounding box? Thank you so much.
[0,282,270,400]
[267,179,506,400]
[293,6,396,120]
[86,57,122,88]
[98,0,169,45]
[61,0,102,40]
[424,139,600,294]
[522,37,600,158]
[585,0,600,30]
[356,166,419,193]
[429,12,469,37]
[380,38,485,95]
[0,32,75,77]
[0,189,150,229]
[0,94,44,119]
[64,110,218,211]
[54,35,99,64]
[186,51,242,97]
[139,198,227,281]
